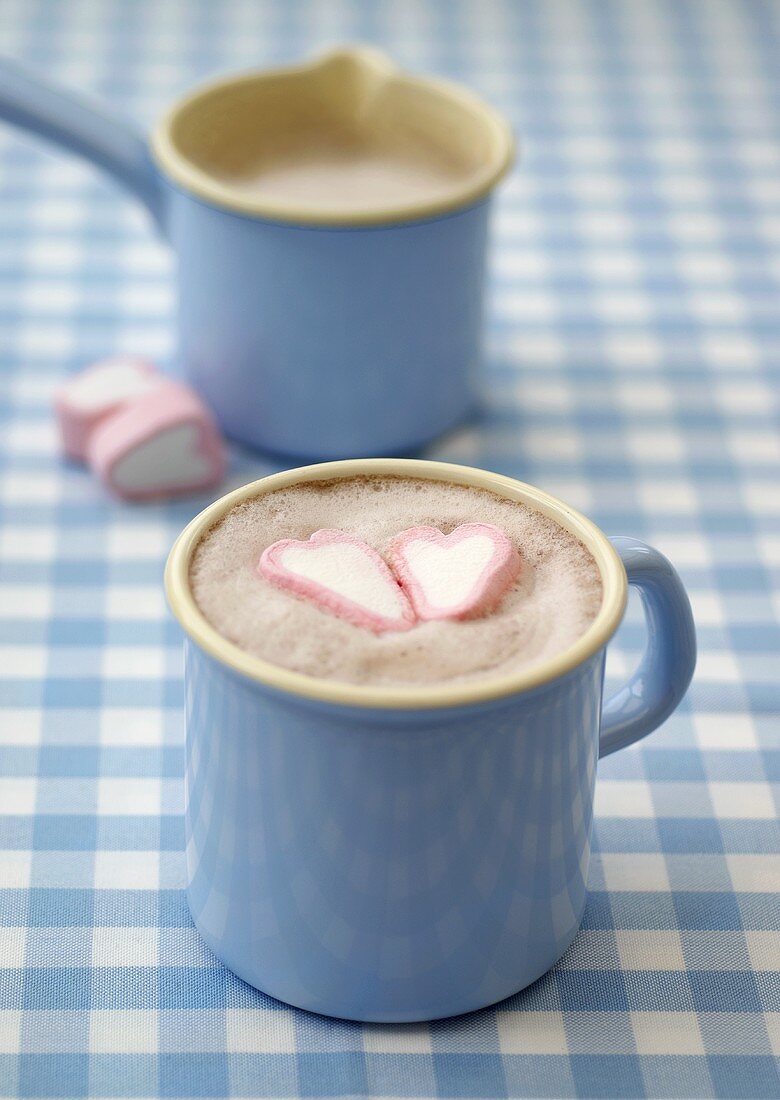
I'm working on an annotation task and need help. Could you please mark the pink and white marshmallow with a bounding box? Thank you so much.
[259,529,416,634]
[55,356,160,461]
[87,380,226,502]
[389,522,521,622]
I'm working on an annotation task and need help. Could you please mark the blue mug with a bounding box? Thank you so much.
[165,458,696,1022]
[0,48,513,458]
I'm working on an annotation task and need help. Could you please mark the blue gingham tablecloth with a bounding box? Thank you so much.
[0,1,779,1097]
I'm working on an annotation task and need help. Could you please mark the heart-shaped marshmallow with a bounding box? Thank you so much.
[259,530,416,634]
[390,522,521,622]
[56,356,160,461]
[87,380,226,502]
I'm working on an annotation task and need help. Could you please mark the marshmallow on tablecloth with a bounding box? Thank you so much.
[55,357,160,461]
[87,379,226,502]
[389,522,521,622]
[259,530,416,634]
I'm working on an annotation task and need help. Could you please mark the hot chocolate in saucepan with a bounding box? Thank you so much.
[190,476,603,688]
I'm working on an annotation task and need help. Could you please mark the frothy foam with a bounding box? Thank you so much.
[189,476,603,687]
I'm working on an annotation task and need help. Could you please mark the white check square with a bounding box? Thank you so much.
[497,1011,568,1054]
[709,782,776,819]
[0,779,37,815]
[225,1009,297,1053]
[94,850,159,889]
[616,930,685,972]
[97,778,161,816]
[727,855,780,893]
[91,926,158,968]
[745,931,780,971]
[631,1012,704,1054]
[694,713,757,750]
[600,853,671,893]
[595,781,654,818]
[0,928,27,969]
[99,709,164,746]
[101,647,166,679]
[0,711,42,745]
[0,1011,21,1054]
[90,1010,158,1053]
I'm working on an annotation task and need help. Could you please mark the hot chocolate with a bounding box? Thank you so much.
[189,476,603,687]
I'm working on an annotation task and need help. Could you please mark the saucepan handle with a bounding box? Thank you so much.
[0,57,165,234]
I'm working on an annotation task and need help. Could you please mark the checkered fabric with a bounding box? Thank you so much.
[0,0,778,1097]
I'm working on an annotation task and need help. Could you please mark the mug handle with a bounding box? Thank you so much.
[599,537,696,758]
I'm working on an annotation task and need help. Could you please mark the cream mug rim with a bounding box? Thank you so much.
[150,45,515,227]
[164,459,628,711]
